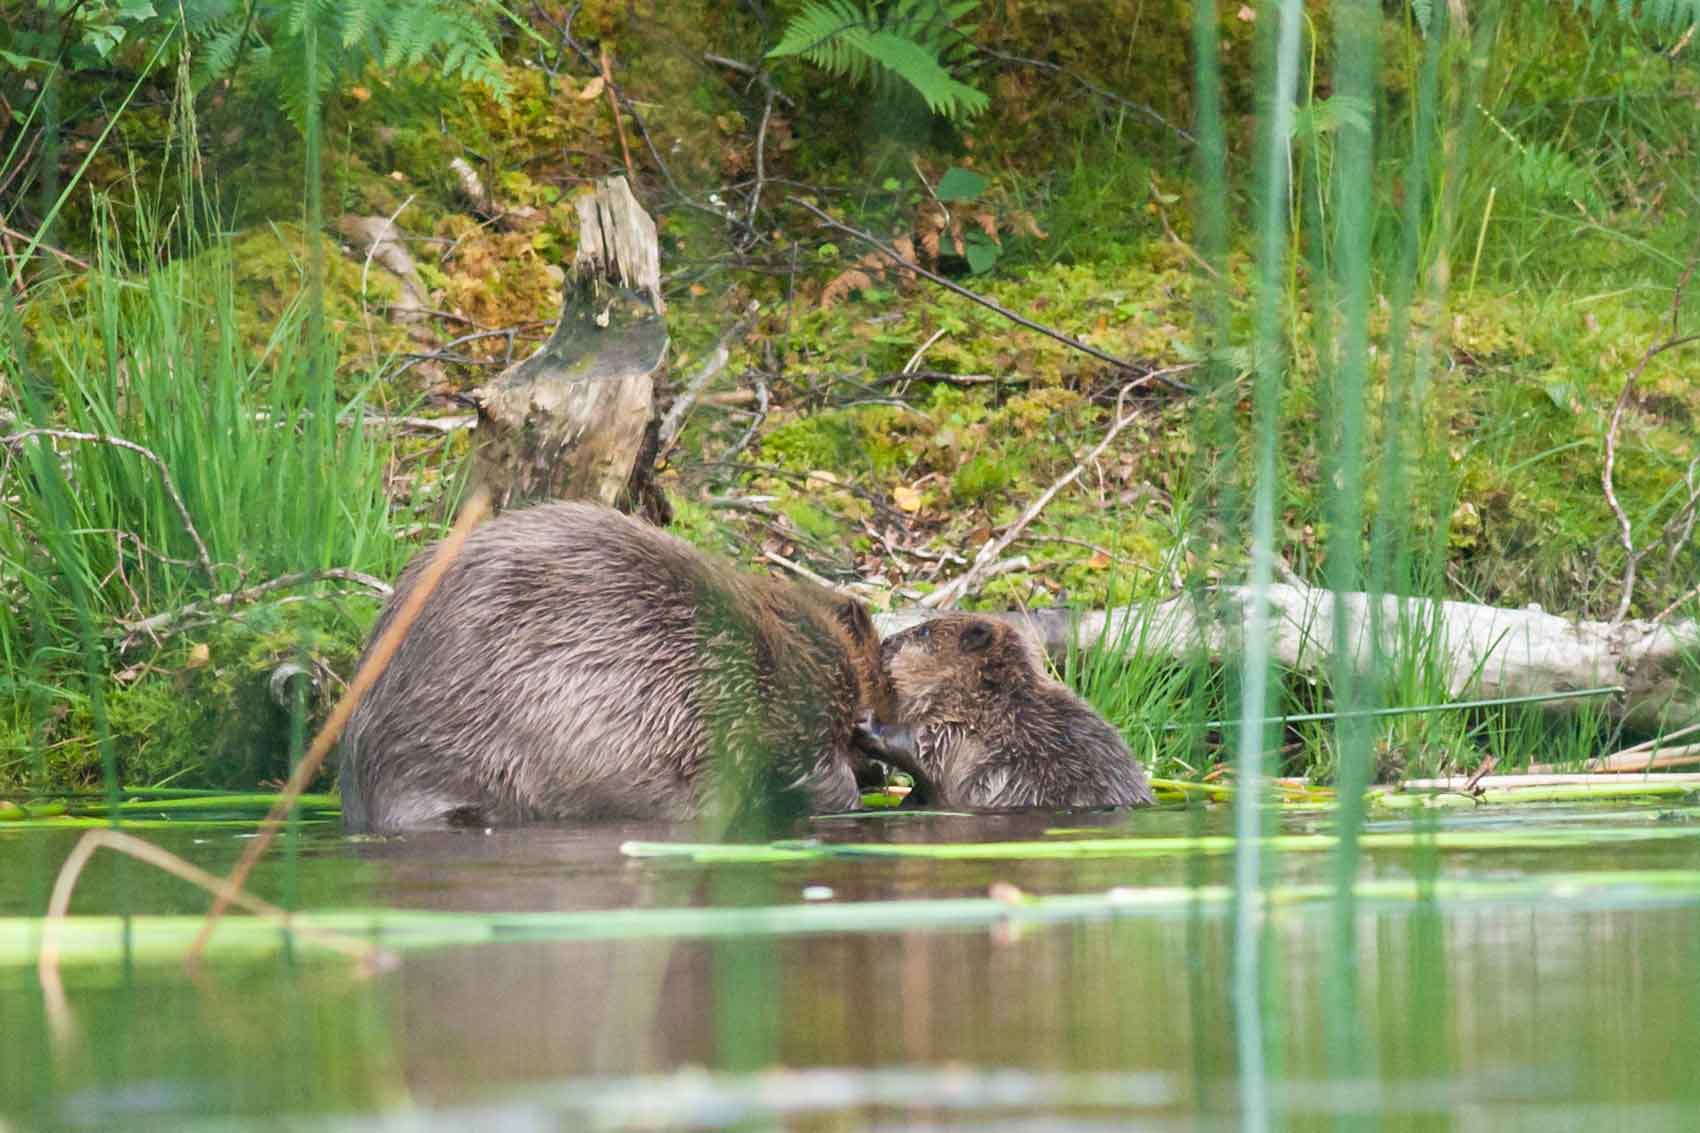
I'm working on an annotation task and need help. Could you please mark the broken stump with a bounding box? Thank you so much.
[470,175,669,519]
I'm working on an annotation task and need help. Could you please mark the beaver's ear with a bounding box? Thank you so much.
[960,620,997,653]
[833,597,877,647]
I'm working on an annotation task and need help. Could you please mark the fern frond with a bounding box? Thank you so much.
[767,0,866,62]
[341,0,380,51]
[768,0,986,121]
[190,17,247,89]
[859,30,986,118]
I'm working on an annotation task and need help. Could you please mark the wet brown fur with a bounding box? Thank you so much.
[880,614,1154,809]
[339,502,897,832]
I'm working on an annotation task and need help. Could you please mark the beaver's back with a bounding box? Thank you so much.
[339,502,866,832]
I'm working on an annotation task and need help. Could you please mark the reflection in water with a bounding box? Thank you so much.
[6,806,1700,1130]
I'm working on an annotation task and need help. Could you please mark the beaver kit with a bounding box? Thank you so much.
[878,614,1154,809]
[339,502,899,832]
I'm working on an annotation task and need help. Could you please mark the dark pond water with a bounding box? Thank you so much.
[6,801,1700,1131]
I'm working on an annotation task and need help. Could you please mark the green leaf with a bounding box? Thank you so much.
[963,231,999,274]
[935,166,987,202]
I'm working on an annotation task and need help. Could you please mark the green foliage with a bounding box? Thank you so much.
[186,0,508,131]
[0,0,161,75]
[1,0,508,137]
[1577,0,1700,34]
[768,0,988,122]
[0,195,434,789]
[950,452,1013,504]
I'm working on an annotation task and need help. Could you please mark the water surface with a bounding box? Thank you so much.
[6,800,1700,1131]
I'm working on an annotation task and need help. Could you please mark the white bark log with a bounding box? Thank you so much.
[875,585,1700,728]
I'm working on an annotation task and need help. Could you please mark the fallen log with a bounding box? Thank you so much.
[875,583,1700,728]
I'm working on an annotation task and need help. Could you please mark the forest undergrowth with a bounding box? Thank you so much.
[3,0,1700,791]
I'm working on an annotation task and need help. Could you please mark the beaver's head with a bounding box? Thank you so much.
[880,614,1047,718]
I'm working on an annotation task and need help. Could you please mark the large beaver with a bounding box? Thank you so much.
[339,502,899,832]
[876,614,1154,809]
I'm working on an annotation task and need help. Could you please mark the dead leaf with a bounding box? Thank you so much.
[1008,210,1048,240]
[578,74,606,101]
[185,643,210,670]
[821,269,873,307]
[893,485,923,512]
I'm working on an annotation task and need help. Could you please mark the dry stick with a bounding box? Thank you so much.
[922,386,1141,609]
[355,194,418,359]
[657,300,761,455]
[1527,721,1700,775]
[601,48,637,185]
[185,489,492,968]
[1148,179,1222,281]
[0,220,91,270]
[724,373,769,462]
[38,829,386,1040]
[2,429,216,583]
[1601,331,1700,625]
[761,550,851,594]
[970,43,1194,143]
[1401,772,1700,792]
[744,72,776,236]
[1652,578,1700,625]
[120,567,394,644]
[1588,744,1700,773]
[1603,233,1700,626]
[786,197,1197,395]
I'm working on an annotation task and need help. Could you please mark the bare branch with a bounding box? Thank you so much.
[2,429,216,583]
[119,567,394,645]
[787,196,1196,393]
[922,384,1143,608]
[658,300,762,454]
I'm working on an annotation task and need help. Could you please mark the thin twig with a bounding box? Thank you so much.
[600,48,637,185]
[744,72,777,240]
[762,550,854,594]
[380,324,543,385]
[0,221,90,270]
[874,369,1006,386]
[38,829,391,1040]
[1651,579,1700,625]
[1148,179,1221,280]
[922,385,1143,609]
[971,43,1194,143]
[787,196,1195,394]
[119,567,394,645]
[658,300,761,454]
[2,429,216,583]
[702,52,797,107]
[186,489,492,968]
[1016,533,1156,571]
[724,372,769,462]
[1593,718,1700,765]
[355,194,418,358]
[1402,772,1700,791]
[1603,231,1700,625]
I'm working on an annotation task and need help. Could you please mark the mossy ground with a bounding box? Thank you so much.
[5,3,1700,790]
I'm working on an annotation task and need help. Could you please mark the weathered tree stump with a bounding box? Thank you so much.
[470,175,669,519]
